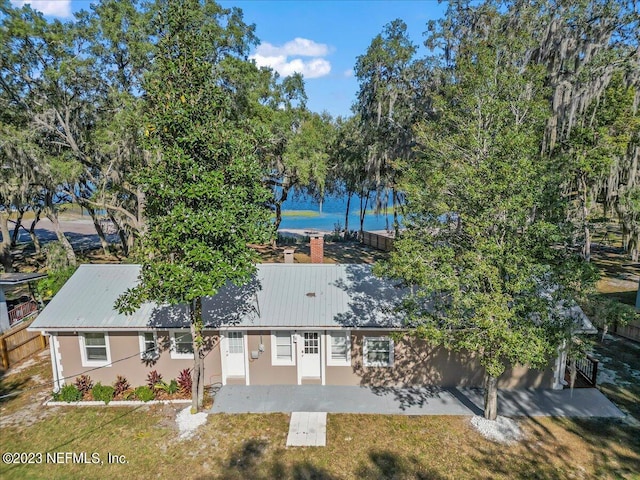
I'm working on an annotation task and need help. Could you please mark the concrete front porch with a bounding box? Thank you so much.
[209,385,625,418]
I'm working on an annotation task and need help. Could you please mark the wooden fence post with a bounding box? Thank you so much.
[0,336,8,370]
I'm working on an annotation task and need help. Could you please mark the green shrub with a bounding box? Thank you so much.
[155,379,178,395]
[134,385,155,402]
[59,384,82,403]
[122,389,136,400]
[92,382,115,405]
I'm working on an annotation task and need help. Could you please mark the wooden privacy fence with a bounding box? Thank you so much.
[613,320,640,343]
[361,231,394,252]
[0,318,47,370]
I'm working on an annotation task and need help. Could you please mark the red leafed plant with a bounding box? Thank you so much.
[113,375,130,397]
[146,370,163,389]
[74,374,93,395]
[177,369,192,395]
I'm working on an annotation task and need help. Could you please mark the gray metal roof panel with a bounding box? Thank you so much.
[0,272,47,286]
[29,264,190,330]
[30,263,405,332]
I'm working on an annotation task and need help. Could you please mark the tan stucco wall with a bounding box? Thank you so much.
[56,330,221,387]
[329,332,554,388]
[246,330,297,385]
[55,329,554,389]
[242,331,554,389]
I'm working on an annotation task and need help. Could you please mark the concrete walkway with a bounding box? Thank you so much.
[210,385,625,418]
[286,412,327,447]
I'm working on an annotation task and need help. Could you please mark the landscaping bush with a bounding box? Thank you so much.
[155,379,178,395]
[134,385,155,402]
[146,370,163,389]
[91,383,115,405]
[177,368,192,395]
[73,375,93,396]
[58,384,82,402]
[113,375,130,397]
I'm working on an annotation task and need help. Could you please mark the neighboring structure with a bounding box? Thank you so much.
[0,272,46,334]
[29,263,593,392]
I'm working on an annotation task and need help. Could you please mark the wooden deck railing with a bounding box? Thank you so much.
[574,355,599,386]
[8,300,39,327]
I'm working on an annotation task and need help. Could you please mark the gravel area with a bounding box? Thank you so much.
[176,405,208,440]
[470,415,524,445]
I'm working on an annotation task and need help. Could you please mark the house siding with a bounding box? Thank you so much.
[238,331,554,389]
[246,330,297,385]
[53,329,553,389]
[56,331,222,387]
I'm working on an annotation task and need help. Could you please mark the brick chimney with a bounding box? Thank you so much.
[283,248,295,264]
[310,235,324,264]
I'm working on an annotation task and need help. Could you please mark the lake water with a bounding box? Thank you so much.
[279,191,402,232]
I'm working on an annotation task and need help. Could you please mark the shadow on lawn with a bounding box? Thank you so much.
[0,375,30,405]
[464,416,640,479]
[199,438,336,480]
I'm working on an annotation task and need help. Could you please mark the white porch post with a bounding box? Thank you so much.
[552,340,568,390]
[0,286,10,333]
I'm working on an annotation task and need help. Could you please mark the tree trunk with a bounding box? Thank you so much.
[393,188,400,238]
[46,210,77,267]
[359,190,370,240]
[0,212,14,273]
[344,191,352,234]
[108,212,129,256]
[29,212,41,254]
[85,206,110,255]
[190,309,200,412]
[189,298,205,412]
[10,208,24,247]
[630,232,639,262]
[579,176,591,262]
[483,373,498,420]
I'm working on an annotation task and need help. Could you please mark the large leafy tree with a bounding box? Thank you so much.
[377,5,586,420]
[116,0,273,411]
[354,19,429,235]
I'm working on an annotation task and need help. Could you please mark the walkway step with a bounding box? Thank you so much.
[286,411,327,447]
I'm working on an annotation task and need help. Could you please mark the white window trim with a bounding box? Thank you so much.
[363,336,394,367]
[79,332,112,367]
[327,330,351,366]
[170,330,194,360]
[138,331,159,360]
[271,331,295,366]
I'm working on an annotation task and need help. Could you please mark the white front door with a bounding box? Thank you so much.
[300,332,321,378]
[225,331,246,377]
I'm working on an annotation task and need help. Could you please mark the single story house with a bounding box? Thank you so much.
[29,263,592,392]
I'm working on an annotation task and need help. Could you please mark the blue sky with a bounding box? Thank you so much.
[11,0,447,117]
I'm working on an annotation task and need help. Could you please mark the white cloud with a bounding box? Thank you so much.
[10,0,72,18]
[343,69,354,78]
[256,38,330,57]
[251,37,332,79]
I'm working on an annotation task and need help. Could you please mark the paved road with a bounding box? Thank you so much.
[10,218,119,251]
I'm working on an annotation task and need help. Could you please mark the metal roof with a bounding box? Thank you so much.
[0,272,47,286]
[29,264,405,331]
[29,264,190,330]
